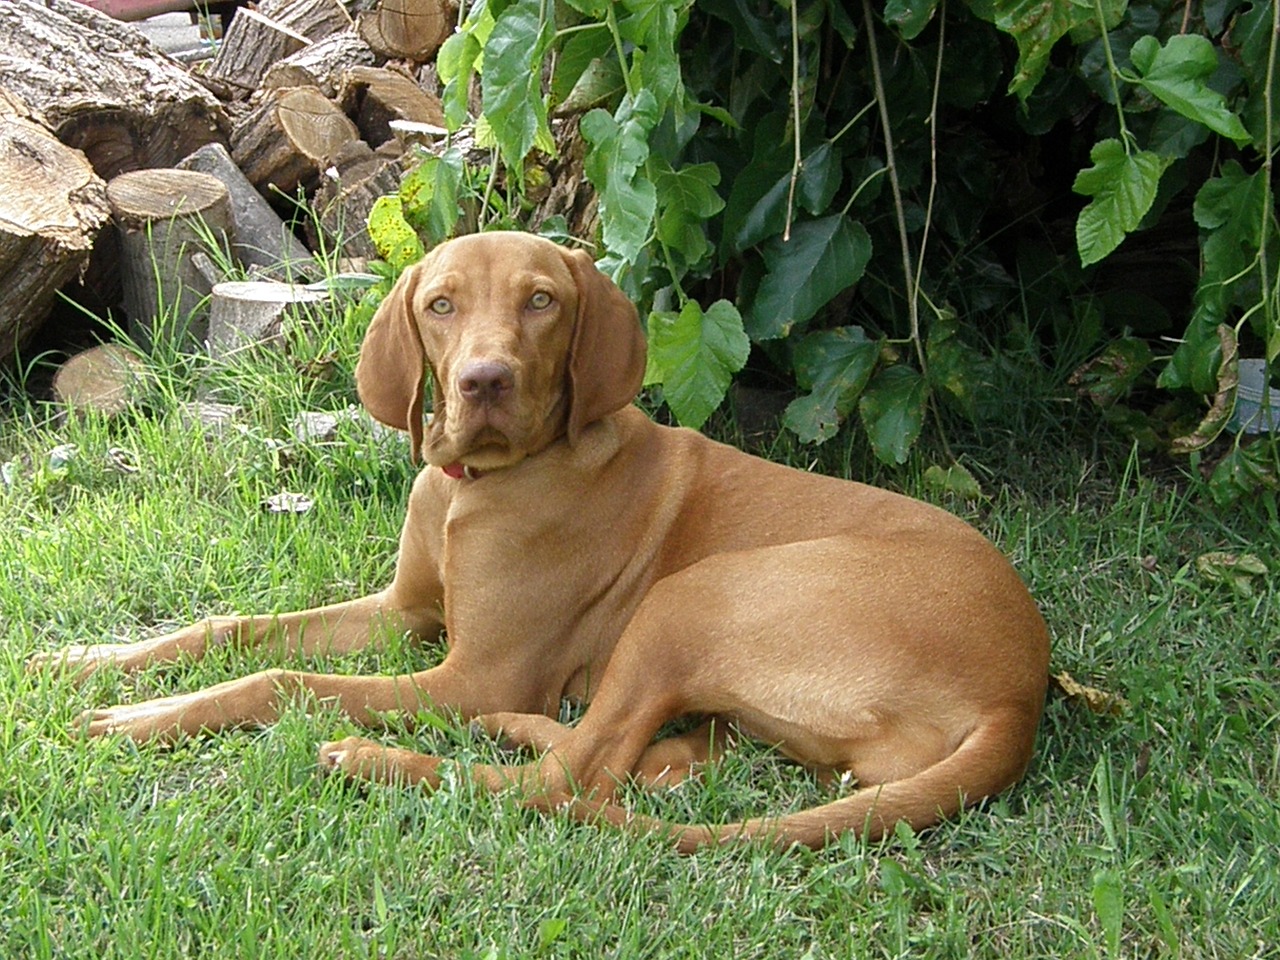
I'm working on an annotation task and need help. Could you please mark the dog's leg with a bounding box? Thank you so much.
[80,658,481,744]
[461,713,722,791]
[472,712,726,786]
[28,591,438,680]
[630,721,727,788]
[470,711,567,752]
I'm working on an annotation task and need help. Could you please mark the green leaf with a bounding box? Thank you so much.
[1170,325,1238,454]
[366,196,424,271]
[1129,35,1250,144]
[554,30,622,111]
[399,147,464,245]
[537,918,568,949]
[926,314,996,420]
[1159,318,1225,394]
[1068,338,1154,407]
[922,463,984,499]
[1233,1,1280,152]
[1073,140,1171,266]
[745,216,872,340]
[885,0,939,40]
[481,0,554,168]
[826,0,858,46]
[858,365,928,465]
[436,7,489,131]
[1091,868,1124,960]
[966,0,1103,100]
[647,300,749,429]
[725,143,844,254]
[782,327,880,443]
[1196,551,1269,597]
[699,0,784,63]
[1208,442,1280,506]
[581,92,661,262]
[561,0,608,16]
[619,0,684,117]
[1191,162,1270,330]
[654,160,725,269]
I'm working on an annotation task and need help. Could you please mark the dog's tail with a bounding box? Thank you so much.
[541,712,1036,853]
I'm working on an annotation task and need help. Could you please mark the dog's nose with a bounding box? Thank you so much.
[457,361,515,404]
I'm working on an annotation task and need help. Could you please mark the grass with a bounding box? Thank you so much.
[1,300,1277,959]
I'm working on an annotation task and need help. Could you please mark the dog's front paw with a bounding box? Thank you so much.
[78,695,198,743]
[319,737,444,788]
[28,641,151,681]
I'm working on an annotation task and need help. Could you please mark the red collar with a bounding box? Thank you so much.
[442,462,482,480]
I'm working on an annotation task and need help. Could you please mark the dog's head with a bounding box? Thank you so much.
[356,232,646,470]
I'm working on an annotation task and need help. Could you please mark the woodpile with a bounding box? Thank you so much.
[0,0,480,370]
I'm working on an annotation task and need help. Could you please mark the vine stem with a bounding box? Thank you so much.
[860,0,927,378]
[911,0,945,327]
[1092,0,1133,152]
[784,0,802,242]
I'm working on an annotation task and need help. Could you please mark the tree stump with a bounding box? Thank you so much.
[208,281,330,358]
[232,87,363,199]
[106,169,235,351]
[207,0,353,99]
[357,0,454,62]
[177,142,313,276]
[263,32,377,99]
[52,343,151,418]
[0,0,228,180]
[0,95,112,363]
[339,66,446,148]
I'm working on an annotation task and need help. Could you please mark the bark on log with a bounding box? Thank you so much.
[0,95,111,363]
[208,0,353,98]
[177,142,313,276]
[263,32,378,99]
[530,118,598,241]
[232,87,363,199]
[357,0,454,62]
[339,66,446,147]
[208,281,330,358]
[311,142,408,259]
[106,169,235,351]
[0,0,228,180]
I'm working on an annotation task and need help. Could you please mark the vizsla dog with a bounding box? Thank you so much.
[32,231,1050,851]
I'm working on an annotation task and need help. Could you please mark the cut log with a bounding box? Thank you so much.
[106,169,235,351]
[207,0,353,99]
[232,87,363,199]
[0,0,228,180]
[52,343,151,418]
[208,281,330,358]
[263,32,378,99]
[177,142,313,277]
[339,66,446,147]
[312,142,409,259]
[357,0,454,62]
[0,96,112,363]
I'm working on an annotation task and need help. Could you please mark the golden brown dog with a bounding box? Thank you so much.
[31,231,1050,851]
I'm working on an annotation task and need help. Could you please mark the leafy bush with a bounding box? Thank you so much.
[362,0,1278,493]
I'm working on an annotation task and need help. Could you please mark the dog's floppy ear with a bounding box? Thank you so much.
[562,248,647,445]
[356,265,428,461]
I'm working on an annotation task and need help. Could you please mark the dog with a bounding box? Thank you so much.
[31,231,1050,851]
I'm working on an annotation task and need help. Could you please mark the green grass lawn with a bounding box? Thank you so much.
[1,313,1276,959]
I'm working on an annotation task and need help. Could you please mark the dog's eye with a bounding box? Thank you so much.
[429,297,453,316]
[528,291,553,310]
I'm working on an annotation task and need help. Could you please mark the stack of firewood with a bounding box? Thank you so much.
[0,0,559,367]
